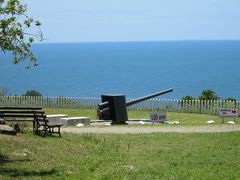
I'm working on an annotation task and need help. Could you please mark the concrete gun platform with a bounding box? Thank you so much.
[60,117,90,126]
[47,114,68,123]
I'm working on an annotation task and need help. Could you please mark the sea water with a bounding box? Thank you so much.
[0,40,240,99]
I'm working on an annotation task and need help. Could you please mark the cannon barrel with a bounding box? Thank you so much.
[97,88,173,123]
[126,88,173,106]
[98,101,109,109]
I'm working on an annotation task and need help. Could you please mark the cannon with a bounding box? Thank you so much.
[97,88,173,124]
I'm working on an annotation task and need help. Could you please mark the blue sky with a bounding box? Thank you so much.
[24,0,240,42]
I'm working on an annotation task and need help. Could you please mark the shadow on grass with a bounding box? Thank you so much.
[34,130,62,138]
[0,154,58,177]
[0,154,31,164]
[0,167,58,177]
[0,154,10,164]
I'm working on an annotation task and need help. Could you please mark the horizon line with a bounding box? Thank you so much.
[33,39,240,44]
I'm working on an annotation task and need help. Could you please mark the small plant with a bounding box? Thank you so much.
[13,123,21,133]
[8,122,28,133]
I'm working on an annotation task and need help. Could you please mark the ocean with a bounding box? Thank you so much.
[0,40,240,99]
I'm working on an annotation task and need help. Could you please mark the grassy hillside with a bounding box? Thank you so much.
[1,132,240,179]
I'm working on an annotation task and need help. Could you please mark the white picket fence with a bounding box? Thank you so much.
[0,96,239,116]
[0,96,100,109]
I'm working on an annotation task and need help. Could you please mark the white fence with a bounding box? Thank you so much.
[0,96,100,109]
[0,96,239,116]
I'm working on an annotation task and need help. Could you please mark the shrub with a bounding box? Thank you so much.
[223,97,236,102]
[198,89,220,101]
[23,90,42,96]
[181,95,196,101]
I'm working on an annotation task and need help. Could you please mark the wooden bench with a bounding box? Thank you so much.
[35,112,63,137]
[0,107,63,137]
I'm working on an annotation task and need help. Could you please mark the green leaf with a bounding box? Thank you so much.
[13,57,19,64]
[29,37,34,43]
[35,20,41,26]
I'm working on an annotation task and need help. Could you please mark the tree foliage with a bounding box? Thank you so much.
[0,0,43,67]
[181,89,231,101]
[223,97,236,102]
[181,95,196,101]
[23,89,42,96]
[198,89,220,101]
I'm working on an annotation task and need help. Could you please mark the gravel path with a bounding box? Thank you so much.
[62,125,240,134]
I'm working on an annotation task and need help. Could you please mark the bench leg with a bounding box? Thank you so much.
[33,120,35,133]
[44,126,48,137]
[58,126,61,137]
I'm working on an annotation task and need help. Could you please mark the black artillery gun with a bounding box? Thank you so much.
[97,88,173,124]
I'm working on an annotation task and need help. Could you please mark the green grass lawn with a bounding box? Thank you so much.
[43,108,240,126]
[1,132,240,179]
